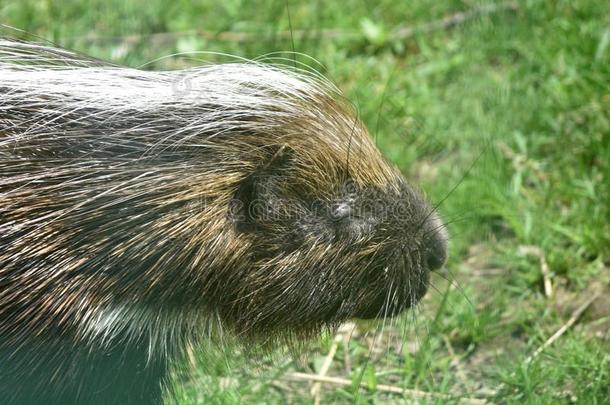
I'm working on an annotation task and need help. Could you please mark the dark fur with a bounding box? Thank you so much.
[0,38,447,404]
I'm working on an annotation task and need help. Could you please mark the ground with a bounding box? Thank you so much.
[1,0,608,403]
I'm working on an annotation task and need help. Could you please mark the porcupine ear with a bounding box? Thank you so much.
[229,145,294,233]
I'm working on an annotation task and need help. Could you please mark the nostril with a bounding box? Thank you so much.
[426,248,446,271]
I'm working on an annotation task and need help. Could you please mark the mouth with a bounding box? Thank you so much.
[354,300,410,320]
[352,270,430,320]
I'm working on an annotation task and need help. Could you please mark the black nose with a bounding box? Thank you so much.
[426,243,447,271]
[424,219,448,271]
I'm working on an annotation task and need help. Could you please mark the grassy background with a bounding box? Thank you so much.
[1,0,609,403]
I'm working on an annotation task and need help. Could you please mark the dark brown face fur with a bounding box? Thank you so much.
[212,139,448,339]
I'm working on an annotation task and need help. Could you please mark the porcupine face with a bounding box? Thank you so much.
[220,145,448,339]
[214,93,449,339]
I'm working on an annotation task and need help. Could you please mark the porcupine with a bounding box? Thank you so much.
[0,38,448,404]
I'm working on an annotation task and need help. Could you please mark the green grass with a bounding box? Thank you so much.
[2,0,609,403]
